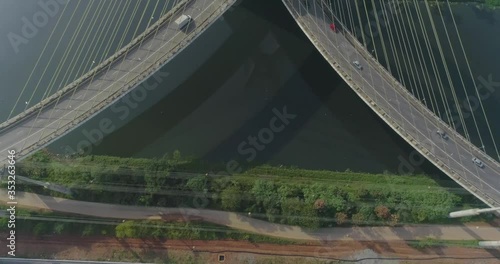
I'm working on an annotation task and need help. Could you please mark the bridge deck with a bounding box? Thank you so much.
[282,0,500,207]
[0,0,236,166]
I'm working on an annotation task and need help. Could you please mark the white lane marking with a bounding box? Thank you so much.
[0,1,235,156]
[299,4,500,194]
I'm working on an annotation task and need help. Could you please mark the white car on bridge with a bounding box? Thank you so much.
[436,130,448,140]
[352,60,363,70]
[472,157,485,168]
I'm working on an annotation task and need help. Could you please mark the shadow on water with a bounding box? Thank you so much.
[84,0,492,213]
[91,3,272,157]
[92,0,443,177]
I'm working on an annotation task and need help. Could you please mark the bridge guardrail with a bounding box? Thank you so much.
[8,0,236,163]
[0,0,196,136]
[349,35,500,167]
[341,22,500,166]
[285,0,499,207]
[313,0,499,167]
[311,0,500,193]
[339,0,499,206]
[319,0,500,169]
[329,2,499,207]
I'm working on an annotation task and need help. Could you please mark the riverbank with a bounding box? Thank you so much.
[1,190,499,242]
[16,150,492,229]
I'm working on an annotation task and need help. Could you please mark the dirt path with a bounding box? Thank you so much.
[6,234,500,263]
[2,190,499,242]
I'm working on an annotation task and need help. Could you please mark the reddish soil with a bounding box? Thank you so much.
[2,234,499,263]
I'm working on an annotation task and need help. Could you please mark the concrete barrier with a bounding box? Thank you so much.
[4,0,237,165]
[283,0,500,208]
[0,0,195,134]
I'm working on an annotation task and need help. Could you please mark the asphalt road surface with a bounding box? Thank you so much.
[2,190,500,241]
[0,0,236,167]
[282,0,500,207]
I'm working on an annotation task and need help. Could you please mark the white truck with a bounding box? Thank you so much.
[175,14,192,30]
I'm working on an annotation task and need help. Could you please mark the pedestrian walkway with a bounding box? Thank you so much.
[2,190,499,242]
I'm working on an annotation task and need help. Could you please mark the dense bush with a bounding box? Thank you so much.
[113,220,298,244]
[18,151,480,228]
[485,0,500,7]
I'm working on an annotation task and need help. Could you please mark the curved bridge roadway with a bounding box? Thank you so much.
[2,190,500,242]
[0,0,237,167]
[282,0,500,208]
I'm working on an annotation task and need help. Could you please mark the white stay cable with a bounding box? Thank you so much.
[412,0,454,128]
[422,0,470,141]
[434,0,486,151]
[445,0,500,161]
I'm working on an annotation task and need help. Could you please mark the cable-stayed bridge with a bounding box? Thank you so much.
[1,0,499,210]
[282,0,500,207]
[0,0,237,167]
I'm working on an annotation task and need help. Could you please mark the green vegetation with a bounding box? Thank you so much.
[408,238,480,249]
[17,150,492,230]
[114,220,300,245]
[1,207,482,260]
[0,208,115,238]
[0,207,302,245]
[485,0,500,7]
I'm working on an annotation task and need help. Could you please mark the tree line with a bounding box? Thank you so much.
[16,150,490,230]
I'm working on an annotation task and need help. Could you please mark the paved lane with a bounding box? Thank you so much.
[2,190,500,241]
[0,0,237,167]
[282,0,500,207]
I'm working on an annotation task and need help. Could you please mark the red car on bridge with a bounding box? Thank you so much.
[330,23,337,33]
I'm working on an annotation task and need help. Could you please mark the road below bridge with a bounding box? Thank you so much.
[2,190,500,242]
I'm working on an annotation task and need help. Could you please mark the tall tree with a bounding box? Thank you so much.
[221,185,242,211]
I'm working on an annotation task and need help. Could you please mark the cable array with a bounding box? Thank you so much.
[1,0,232,160]
[7,0,179,121]
[282,0,500,206]
[327,0,499,160]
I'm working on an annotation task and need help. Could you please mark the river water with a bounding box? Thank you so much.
[0,0,169,121]
[338,0,500,160]
[1,0,499,176]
